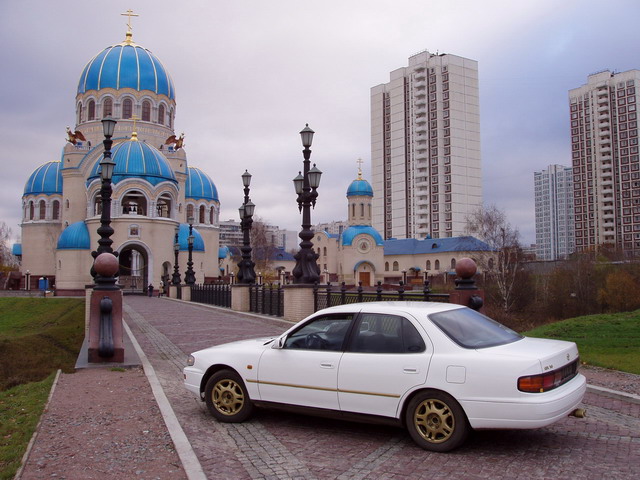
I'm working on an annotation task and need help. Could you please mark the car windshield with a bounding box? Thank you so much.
[428,308,522,349]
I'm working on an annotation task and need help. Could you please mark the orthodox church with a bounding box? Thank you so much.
[17,25,220,295]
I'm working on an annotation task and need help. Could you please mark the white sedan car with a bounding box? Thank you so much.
[184,302,586,451]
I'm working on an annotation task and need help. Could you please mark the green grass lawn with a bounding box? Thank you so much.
[0,298,84,479]
[0,374,55,480]
[524,309,640,375]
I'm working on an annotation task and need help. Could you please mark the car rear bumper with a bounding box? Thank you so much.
[462,373,587,429]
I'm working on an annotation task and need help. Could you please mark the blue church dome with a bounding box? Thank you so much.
[87,140,177,186]
[186,167,219,202]
[77,41,175,99]
[24,162,62,196]
[346,178,373,197]
[341,225,384,246]
[57,222,91,250]
[177,223,205,252]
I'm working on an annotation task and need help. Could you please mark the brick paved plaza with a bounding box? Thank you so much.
[123,296,640,480]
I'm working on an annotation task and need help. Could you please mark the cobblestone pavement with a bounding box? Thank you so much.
[123,296,640,480]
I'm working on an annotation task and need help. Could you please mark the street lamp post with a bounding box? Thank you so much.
[237,170,256,284]
[292,124,322,284]
[91,116,118,288]
[184,217,196,285]
[171,225,181,285]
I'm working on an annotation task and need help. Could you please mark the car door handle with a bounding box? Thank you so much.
[403,367,419,374]
[320,363,334,369]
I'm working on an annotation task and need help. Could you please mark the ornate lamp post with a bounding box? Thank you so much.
[184,216,196,285]
[237,170,256,284]
[91,116,118,288]
[292,124,322,284]
[171,225,181,285]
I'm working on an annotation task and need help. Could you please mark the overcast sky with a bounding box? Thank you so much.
[2,0,640,247]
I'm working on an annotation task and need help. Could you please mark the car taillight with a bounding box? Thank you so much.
[518,359,579,393]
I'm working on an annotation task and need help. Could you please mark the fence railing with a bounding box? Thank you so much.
[250,283,284,317]
[314,281,449,312]
[190,283,231,308]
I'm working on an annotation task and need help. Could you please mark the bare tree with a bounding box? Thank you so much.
[0,222,18,271]
[465,205,523,313]
[250,217,277,277]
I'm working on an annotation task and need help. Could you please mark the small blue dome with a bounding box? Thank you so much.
[219,246,230,259]
[77,42,175,99]
[177,224,205,252]
[87,140,177,186]
[57,222,91,250]
[346,178,373,197]
[341,225,384,246]
[186,167,219,202]
[24,162,62,196]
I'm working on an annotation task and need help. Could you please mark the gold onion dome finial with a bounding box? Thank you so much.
[356,158,364,179]
[121,9,139,45]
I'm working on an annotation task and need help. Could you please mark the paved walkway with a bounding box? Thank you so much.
[20,297,640,479]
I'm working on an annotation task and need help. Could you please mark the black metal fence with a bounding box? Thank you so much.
[190,283,231,308]
[250,283,284,317]
[314,281,449,312]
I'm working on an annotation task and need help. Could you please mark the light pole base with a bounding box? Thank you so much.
[87,289,124,363]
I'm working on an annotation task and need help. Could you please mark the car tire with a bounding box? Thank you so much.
[405,390,469,452]
[204,370,254,423]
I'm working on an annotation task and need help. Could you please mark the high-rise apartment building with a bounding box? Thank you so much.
[569,70,640,257]
[534,165,575,261]
[370,50,482,240]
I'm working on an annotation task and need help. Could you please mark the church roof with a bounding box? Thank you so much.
[341,225,384,246]
[346,178,373,197]
[383,236,492,255]
[177,223,205,252]
[87,139,177,186]
[186,167,219,202]
[24,161,62,196]
[57,222,91,250]
[77,41,175,99]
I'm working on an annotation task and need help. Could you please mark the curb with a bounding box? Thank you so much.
[123,320,207,480]
[15,369,62,480]
[587,384,640,405]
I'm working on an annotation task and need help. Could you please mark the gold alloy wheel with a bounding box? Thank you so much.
[212,378,245,416]
[413,398,455,443]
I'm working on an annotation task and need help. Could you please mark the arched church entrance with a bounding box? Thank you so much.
[118,244,149,295]
[354,261,376,287]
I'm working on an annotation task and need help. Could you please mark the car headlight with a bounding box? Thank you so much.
[187,355,195,366]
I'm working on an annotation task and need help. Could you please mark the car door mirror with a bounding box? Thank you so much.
[273,334,287,349]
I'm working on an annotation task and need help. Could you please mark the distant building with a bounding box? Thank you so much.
[219,220,243,247]
[534,165,575,261]
[569,70,640,256]
[315,220,348,237]
[370,50,482,240]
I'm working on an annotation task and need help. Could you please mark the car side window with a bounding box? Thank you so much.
[283,314,353,351]
[349,313,426,354]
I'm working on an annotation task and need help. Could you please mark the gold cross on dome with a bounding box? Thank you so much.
[131,115,140,140]
[121,9,139,32]
[356,158,364,178]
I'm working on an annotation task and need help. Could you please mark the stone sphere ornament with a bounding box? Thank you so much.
[455,257,477,279]
[94,253,119,277]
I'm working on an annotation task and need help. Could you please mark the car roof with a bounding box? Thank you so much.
[316,301,464,317]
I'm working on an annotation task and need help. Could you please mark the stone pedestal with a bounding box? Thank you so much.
[169,285,181,299]
[283,284,315,322]
[87,288,124,363]
[232,284,251,312]
[181,285,191,302]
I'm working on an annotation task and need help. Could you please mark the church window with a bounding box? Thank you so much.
[360,203,364,217]
[39,200,46,220]
[385,262,389,271]
[142,100,151,122]
[426,260,431,270]
[65,199,70,209]
[52,200,60,220]
[199,205,205,224]
[121,190,147,215]
[103,97,113,117]
[352,204,356,218]
[323,247,327,256]
[169,108,174,128]
[87,100,96,121]
[158,104,165,125]
[29,201,34,220]
[77,102,83,123]
[94,196,102,215]
[451,258,456,269]
[435,259,440,270]
[488,258,494,270]
[186,204,194,221]
[209,206,214,224]
[393,261,399,271]
[123,98,133,119]
[156,193,172,218]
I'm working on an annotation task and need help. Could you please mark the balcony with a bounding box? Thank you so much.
[598,105,610,113]
[414,81,426,89]
[415,97,426,107]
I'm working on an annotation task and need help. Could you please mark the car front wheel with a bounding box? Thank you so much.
[204,370,253,422]
[405,390,469,452]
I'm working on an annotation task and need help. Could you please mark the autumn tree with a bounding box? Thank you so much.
[0,222,18,272]
[249,217,278,279]
[465,205,527,314]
